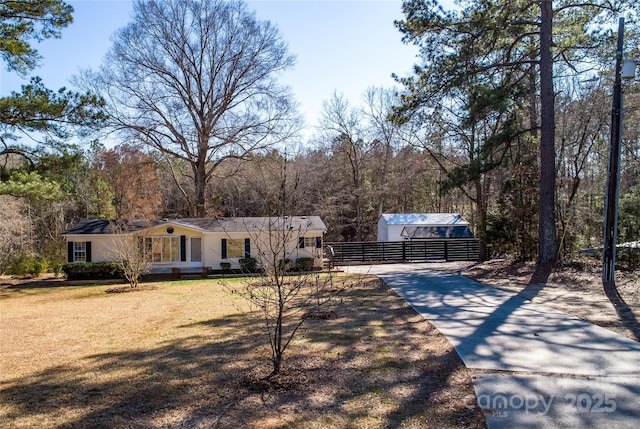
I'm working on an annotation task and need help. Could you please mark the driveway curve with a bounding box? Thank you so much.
[345,263,640,429]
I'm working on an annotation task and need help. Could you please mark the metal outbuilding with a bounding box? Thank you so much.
[377,213,472,242]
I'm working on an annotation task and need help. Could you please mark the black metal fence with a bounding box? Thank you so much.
[326,240,479,264]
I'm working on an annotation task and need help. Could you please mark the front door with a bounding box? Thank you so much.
[190,237,203,266]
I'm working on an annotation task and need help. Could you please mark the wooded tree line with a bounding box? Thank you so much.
[1,0,639,274]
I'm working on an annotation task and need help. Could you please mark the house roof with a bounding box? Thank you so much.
[380,213,469,226]
[63,216,327,235]
[401,225,475,239]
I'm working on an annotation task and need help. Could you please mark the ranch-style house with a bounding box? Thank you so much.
[62,216,327,272]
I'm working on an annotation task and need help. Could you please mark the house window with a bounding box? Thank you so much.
[144,236,180,263]
[68,241,91,263]
[74,242,87,262]
[227,238,246,258]
[222,238,250,259]
[299,237,320,249]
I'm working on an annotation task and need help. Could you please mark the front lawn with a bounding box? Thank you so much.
[0,275,484,428]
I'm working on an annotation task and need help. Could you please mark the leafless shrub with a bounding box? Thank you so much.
[107,223,152,288]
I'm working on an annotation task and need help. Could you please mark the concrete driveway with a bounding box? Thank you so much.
[345,263,640,429]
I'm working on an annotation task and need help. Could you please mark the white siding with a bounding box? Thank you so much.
[387,224,407,242]
[377,217,389,242]
[87,235,111,262]
[67,227,325,270]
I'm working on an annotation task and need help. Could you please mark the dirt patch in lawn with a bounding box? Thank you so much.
[0,275,485,429]
[463,257,640,341]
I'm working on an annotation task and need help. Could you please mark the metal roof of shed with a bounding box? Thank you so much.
[380,213,468,226]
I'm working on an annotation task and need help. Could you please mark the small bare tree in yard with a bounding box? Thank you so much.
[236,217,347,380]
[108,223,152,288]
[232,160,349,380]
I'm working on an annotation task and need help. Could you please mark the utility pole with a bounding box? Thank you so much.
[602,18,624,284]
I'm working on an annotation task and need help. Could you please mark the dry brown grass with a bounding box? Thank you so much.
[0,274,485,429]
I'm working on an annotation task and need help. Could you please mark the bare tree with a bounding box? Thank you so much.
[78,0,300,217]
[237,218,344,379]
[0,196,32,274]
[555,80,610,257]
[320,93,370,241]
[94,144,162,219]
[107,223,152,288]
[230,158,348,379]
[363,87,404,218]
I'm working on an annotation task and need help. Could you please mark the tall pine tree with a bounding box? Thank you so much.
[393,0,637,264]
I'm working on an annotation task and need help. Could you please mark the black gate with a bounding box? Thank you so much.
[326,240,479,264]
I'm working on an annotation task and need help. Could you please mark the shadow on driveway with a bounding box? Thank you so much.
[346,264,640,429]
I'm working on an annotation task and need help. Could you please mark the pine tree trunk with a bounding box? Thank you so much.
[537,1,557,265]
[475,179,488,261]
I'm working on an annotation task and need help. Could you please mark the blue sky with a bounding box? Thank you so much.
[0,0,422,138]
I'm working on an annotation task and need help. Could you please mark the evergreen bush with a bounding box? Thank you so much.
[7,253,49,276]
[239,257,257,273]
[62,262,123,280]
[294,257,314,271]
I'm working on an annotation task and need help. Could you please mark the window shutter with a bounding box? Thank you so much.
[316,237,322,248]
[298,237,305,248]
[221,239,227,259]
[180,236,186,261]
[244,238,251,258]
[67,242,74,263]
[86,242,92,262]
